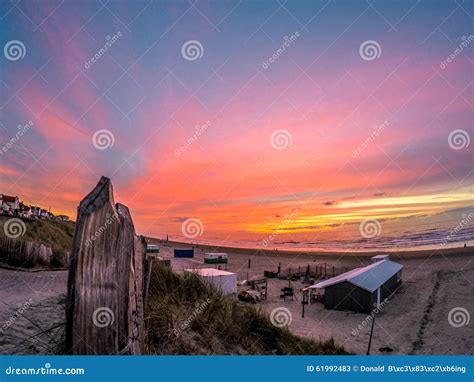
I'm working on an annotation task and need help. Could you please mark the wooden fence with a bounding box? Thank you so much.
[0,236,54,267]
[281,264,349,279]
[65,176,146,355]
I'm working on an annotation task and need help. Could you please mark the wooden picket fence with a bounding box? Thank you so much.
[0,236,54,267]
[65,176,147,355]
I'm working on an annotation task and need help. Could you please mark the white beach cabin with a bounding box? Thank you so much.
[184,268,237,294]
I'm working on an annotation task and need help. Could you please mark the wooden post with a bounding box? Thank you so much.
[65,176,145,355]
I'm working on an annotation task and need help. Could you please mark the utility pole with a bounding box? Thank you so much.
[367,309,376,355]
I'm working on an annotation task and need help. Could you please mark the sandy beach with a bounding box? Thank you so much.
[157,242,474,355]
[1,243,472,355]
[0,268,66,354]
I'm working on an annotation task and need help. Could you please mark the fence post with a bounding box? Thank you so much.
[65,176,145,355]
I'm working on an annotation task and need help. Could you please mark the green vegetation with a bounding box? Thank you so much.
[0,216,75,267]
[146,265,348,355]
[0,216,75,254]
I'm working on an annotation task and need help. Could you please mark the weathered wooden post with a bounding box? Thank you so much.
[65,176,145,355]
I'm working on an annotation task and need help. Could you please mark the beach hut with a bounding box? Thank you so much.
[146,244,160,254]
[184,268,237,294]
[204,253,228,264]
[174,248,194,258]
[308,259,403,313]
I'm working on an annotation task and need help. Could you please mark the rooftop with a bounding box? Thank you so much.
[184,268,236,277]
[371,254,389,259]
[309,259,403,292]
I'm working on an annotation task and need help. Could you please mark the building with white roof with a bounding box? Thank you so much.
[308,259,403,313]
[184,268,237,294]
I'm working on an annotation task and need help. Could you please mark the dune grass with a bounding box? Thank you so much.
[0,216,74,267]
[0,216,75,253]
[146,265,348,355]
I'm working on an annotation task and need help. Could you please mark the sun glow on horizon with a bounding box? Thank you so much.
[0,1,472,244]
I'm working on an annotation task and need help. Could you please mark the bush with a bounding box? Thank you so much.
[146,265,348,355]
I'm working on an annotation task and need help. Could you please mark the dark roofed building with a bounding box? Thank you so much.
[309,259,403,314]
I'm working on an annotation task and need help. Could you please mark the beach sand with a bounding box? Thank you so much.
[0,243,472,355]
[157,242,474,355]
[0,268,66,354]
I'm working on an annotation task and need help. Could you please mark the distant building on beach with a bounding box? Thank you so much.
[174,248,194,258]
[184,268,237,294]
[308,257,403,314]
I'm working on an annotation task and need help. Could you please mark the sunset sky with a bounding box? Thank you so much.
[1,0,472,244]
